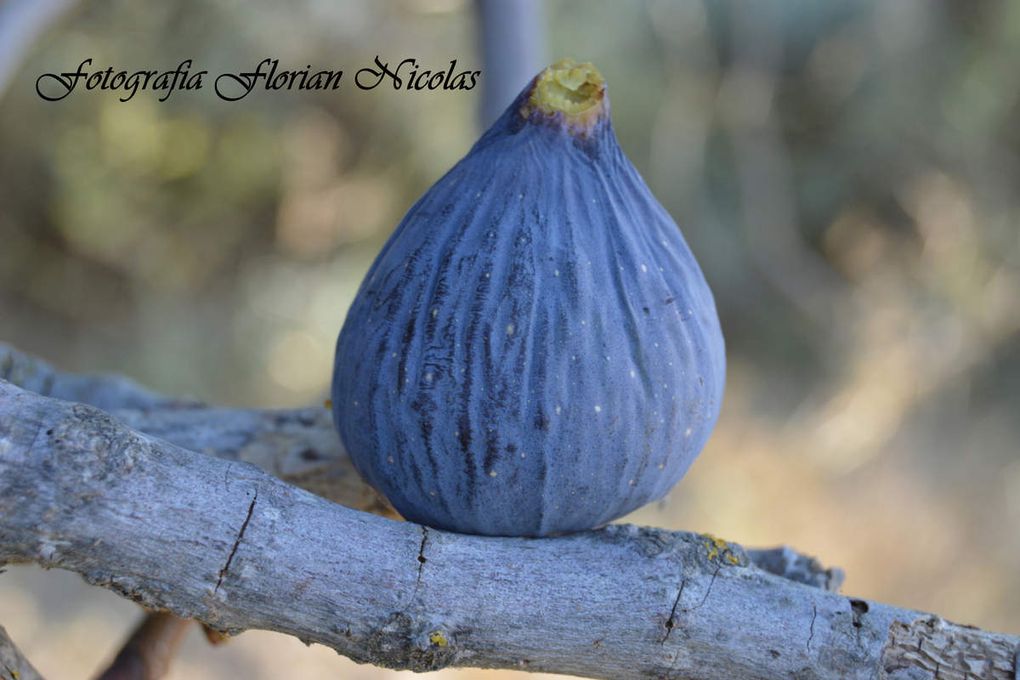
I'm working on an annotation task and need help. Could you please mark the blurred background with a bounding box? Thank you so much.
[1,0,1018,677]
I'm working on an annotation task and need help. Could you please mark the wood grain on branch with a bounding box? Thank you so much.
[1,374,1017,680]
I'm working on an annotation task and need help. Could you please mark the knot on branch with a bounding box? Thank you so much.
[354,612,458,672]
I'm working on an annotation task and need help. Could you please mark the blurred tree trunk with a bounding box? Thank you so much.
[475,0,545,128]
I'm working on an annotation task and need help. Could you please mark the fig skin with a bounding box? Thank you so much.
[332,61,725,537]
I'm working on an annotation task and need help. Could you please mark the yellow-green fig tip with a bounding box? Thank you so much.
[521,59,606,133]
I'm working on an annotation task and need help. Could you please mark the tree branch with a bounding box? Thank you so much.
[0,343,190,411]
[745,546,844,592]
[0,345,864,591]
[0,624,44,680]
[0,343,393,516]
[94,612,190,680]
[1,377,1017,679]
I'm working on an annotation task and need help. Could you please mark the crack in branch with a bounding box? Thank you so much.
[214,490,257,594]
[415,526,429,590]
[807,603,818,651]
[26,417,48,461]
[693,566,720,611]
[848,598,869,649]
[660,578,687,644]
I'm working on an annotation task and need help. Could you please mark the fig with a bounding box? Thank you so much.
[332,59,725,536]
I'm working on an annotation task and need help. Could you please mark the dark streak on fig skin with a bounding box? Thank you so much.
[332,66,726,537]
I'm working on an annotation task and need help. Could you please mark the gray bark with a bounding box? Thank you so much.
[0,343,390,515]
[1,373,1017,679]
[0,342,190,411]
